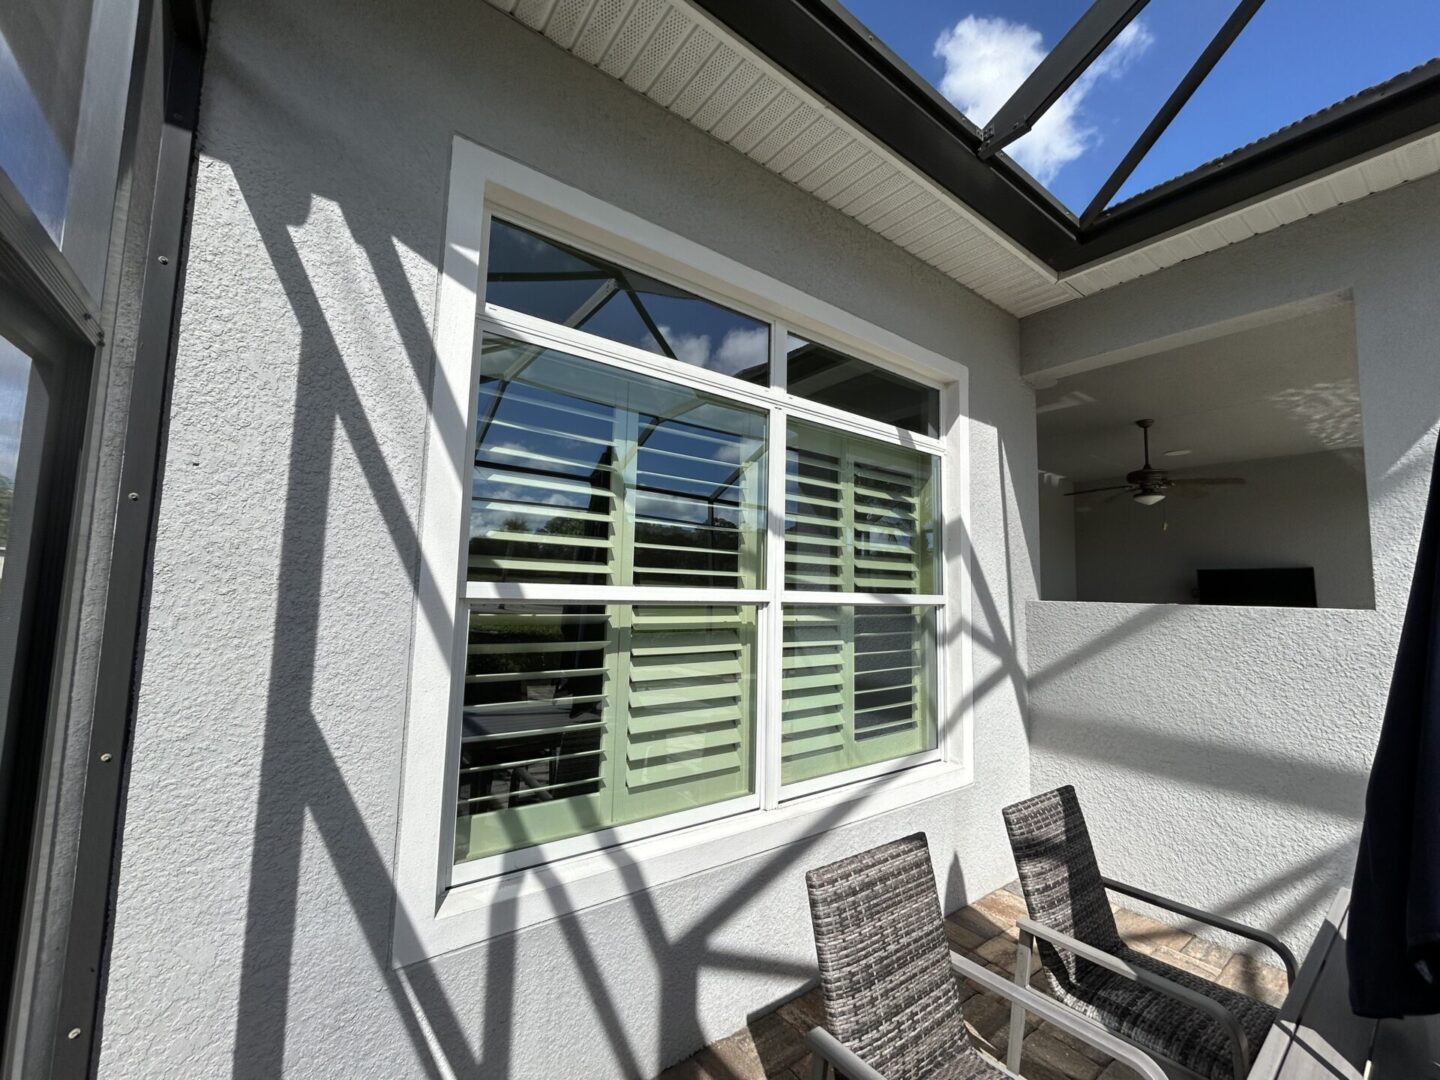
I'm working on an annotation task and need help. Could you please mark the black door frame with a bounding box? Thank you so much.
[0,0,208,1075]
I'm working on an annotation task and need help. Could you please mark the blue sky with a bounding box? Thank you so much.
[841,0,1440,214]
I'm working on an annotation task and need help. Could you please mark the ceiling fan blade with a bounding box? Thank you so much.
[1170,485,1213,500]
[1169,477,1245,486]
[1065,484,1133,497]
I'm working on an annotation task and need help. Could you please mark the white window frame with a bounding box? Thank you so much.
[391,137,974,965]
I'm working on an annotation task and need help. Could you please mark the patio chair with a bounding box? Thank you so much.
[1001,786,1300,1080]
[802,832,1167,1080]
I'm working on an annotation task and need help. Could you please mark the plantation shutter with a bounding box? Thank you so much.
[456,606,614,860]
[618,605,755,819]
[781,421,938,785]
[456,604,756,860]
[783,422,936,593]
[779,605,849,774]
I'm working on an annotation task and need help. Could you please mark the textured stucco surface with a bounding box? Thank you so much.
[1022,172,1440,956]
[97,1,1039,1077]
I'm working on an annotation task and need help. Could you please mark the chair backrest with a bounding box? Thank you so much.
[1002,786,1123,983]
[805,833,977,1079]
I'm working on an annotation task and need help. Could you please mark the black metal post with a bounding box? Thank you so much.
[49,0,208,1074]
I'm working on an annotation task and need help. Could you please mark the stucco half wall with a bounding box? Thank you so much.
[1020,171,1440,956]
[97,1,1039,1077]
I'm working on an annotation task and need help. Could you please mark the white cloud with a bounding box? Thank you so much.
[645,323,771,377]
[933,15,1153,184]
[713,326,769,376]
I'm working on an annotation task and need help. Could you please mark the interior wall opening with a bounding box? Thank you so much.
[1035,301,1374,609]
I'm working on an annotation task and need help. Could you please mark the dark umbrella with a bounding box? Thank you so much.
[1350,442,1440,1017]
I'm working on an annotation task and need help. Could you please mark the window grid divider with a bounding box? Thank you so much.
[760,400,788,810]
[476,308,948,456]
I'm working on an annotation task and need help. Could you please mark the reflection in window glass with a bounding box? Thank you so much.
[785,421,939,594]
[485,219,771,384]
[471,335,768,588]
[0,0,96,241]
[786,335,939,436]
[455,603,757,862]
[0,339,30,583]
[780,605,936,785]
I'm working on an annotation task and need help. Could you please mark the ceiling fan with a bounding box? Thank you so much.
[1066,419,1244,505]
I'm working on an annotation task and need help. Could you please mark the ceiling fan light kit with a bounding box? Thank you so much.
[1065,418,1247,511]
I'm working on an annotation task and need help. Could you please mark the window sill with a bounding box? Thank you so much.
[392,758,972,967]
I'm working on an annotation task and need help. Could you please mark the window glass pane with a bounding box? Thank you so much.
[780,605,937,785]
[472,336,768,588]
[486,219,771,384]
[0,0,96,241]
[0,338,27,575]
[455,603,757,862]
[785,421,939,594]
[786,335,939,436]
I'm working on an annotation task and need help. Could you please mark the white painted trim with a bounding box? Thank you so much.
[465,583,771,604]
[397,759,972,966]
[390,136,976,965]
[760,403,787,811]
[780,591,946,607]
[778,748,943,802]
[394,139,490,956]
[478,307,778,411]
[448,793,762,889]
[477,306,948,455]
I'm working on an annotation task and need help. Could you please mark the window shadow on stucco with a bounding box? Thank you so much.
[1026,713,1368,820]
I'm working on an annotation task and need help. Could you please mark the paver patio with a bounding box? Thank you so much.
[656,884,1289,1080]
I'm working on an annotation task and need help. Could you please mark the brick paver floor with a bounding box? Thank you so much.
[656,883,1289,1080]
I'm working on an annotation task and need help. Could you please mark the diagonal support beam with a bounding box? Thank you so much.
[978,0,1152,160]
[1080,0,1267,227]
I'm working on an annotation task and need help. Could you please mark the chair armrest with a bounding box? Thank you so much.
[950,951,1168,1080]
[804,1027,885,1080]
[1017,917,1251,1080]
[1102,876,1299,985]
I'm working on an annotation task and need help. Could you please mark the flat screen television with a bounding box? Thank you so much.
[1196,567,1317,607]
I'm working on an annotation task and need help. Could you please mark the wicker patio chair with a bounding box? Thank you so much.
[802,832,1166,1080]
[1001,786,1300,1080]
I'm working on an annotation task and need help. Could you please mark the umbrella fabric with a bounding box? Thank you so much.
[1350,442,1440,1017]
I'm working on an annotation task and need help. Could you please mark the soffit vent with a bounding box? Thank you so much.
[483,0,1080,317]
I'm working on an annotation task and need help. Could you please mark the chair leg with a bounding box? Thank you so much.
[809,1052,828,1080]
[1006,929,1033,1074]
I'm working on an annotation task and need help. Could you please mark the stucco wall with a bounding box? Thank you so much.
[97,2,1039,1077]
[1039,473,1077,601]
[1072,449,1374,609]
[1021,172,1440,956]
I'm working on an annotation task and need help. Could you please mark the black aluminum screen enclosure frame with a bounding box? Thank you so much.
[0,0,208,1076]
[688,0,1440,274]
[47,3,207,1073]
